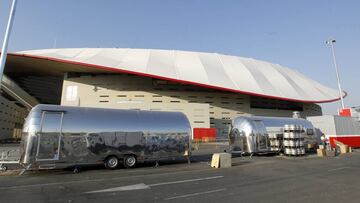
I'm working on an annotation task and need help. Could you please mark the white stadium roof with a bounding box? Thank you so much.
[15,48,344,103]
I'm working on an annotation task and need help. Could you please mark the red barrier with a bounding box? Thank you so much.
[329,136,360,148]
[339,108,352,117]
[193,128,217,141]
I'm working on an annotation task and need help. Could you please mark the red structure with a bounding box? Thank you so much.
[339,108,352,117]
[193,128,217,142]
[329,136,360,148]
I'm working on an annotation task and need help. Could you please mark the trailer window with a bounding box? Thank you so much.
[306,129,314,135]
[37,112,63,160]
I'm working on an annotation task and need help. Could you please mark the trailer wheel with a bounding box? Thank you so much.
[0,165,7,172]
[105,156,119,169]
[123,155,136,168]
[73,166,80,173]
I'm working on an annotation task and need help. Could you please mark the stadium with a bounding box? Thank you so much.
[0,48,344,140]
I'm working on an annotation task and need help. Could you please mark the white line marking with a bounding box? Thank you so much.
[84,183,150,193]
[149,175,223,187]
[0,179,105,190]
[165,188,226,200]
[85,175,224,194]
[328,167,350,172]
[110,167,216,181]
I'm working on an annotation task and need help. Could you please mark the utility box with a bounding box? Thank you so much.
[317,149,326,157]
[339,145,349,154]
[211,153,231,168]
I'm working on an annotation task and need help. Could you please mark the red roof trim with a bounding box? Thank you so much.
[9,53,345,103]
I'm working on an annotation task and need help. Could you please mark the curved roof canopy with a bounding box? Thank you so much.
[13,48,344,103]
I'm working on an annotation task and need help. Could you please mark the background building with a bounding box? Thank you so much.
[0,48,344,140]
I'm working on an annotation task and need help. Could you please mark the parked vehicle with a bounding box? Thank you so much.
[19,104,191,170]
[229,116,318,154]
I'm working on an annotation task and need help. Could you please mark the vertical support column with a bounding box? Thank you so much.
[0,0,18,87]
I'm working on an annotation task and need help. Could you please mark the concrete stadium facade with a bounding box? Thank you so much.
[62,73,322,138]
[0,95,27,140]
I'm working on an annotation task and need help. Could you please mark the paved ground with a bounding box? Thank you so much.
[0,148,360,203]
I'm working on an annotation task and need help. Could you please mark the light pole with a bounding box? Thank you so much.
[326,37,345,109]
[0,0,18,90]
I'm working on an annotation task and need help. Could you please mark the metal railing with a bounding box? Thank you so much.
[0,148,20,172]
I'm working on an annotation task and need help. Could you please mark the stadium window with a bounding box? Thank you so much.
[250,96,303,111]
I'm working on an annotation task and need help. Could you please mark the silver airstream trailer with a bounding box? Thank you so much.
[20,104,191,170]
[229,116,317,154]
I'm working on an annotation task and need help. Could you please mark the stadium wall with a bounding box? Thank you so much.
[0,95,27,140]
[61,74,322,138]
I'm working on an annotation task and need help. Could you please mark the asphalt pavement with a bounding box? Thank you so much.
[0,149,360,203]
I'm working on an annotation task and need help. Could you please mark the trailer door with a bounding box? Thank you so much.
[253,120,269,151]
[36,111,64,161]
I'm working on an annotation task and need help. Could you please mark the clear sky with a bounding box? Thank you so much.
[0,0,359,114]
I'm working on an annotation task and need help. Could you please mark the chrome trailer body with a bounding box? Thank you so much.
[229,116,317,154]
[20,104,191,170]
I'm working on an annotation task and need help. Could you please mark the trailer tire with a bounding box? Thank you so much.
[105,156,119,169]
[123,155,136,168]
[73,166,80,173]
[0,165,7,172]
